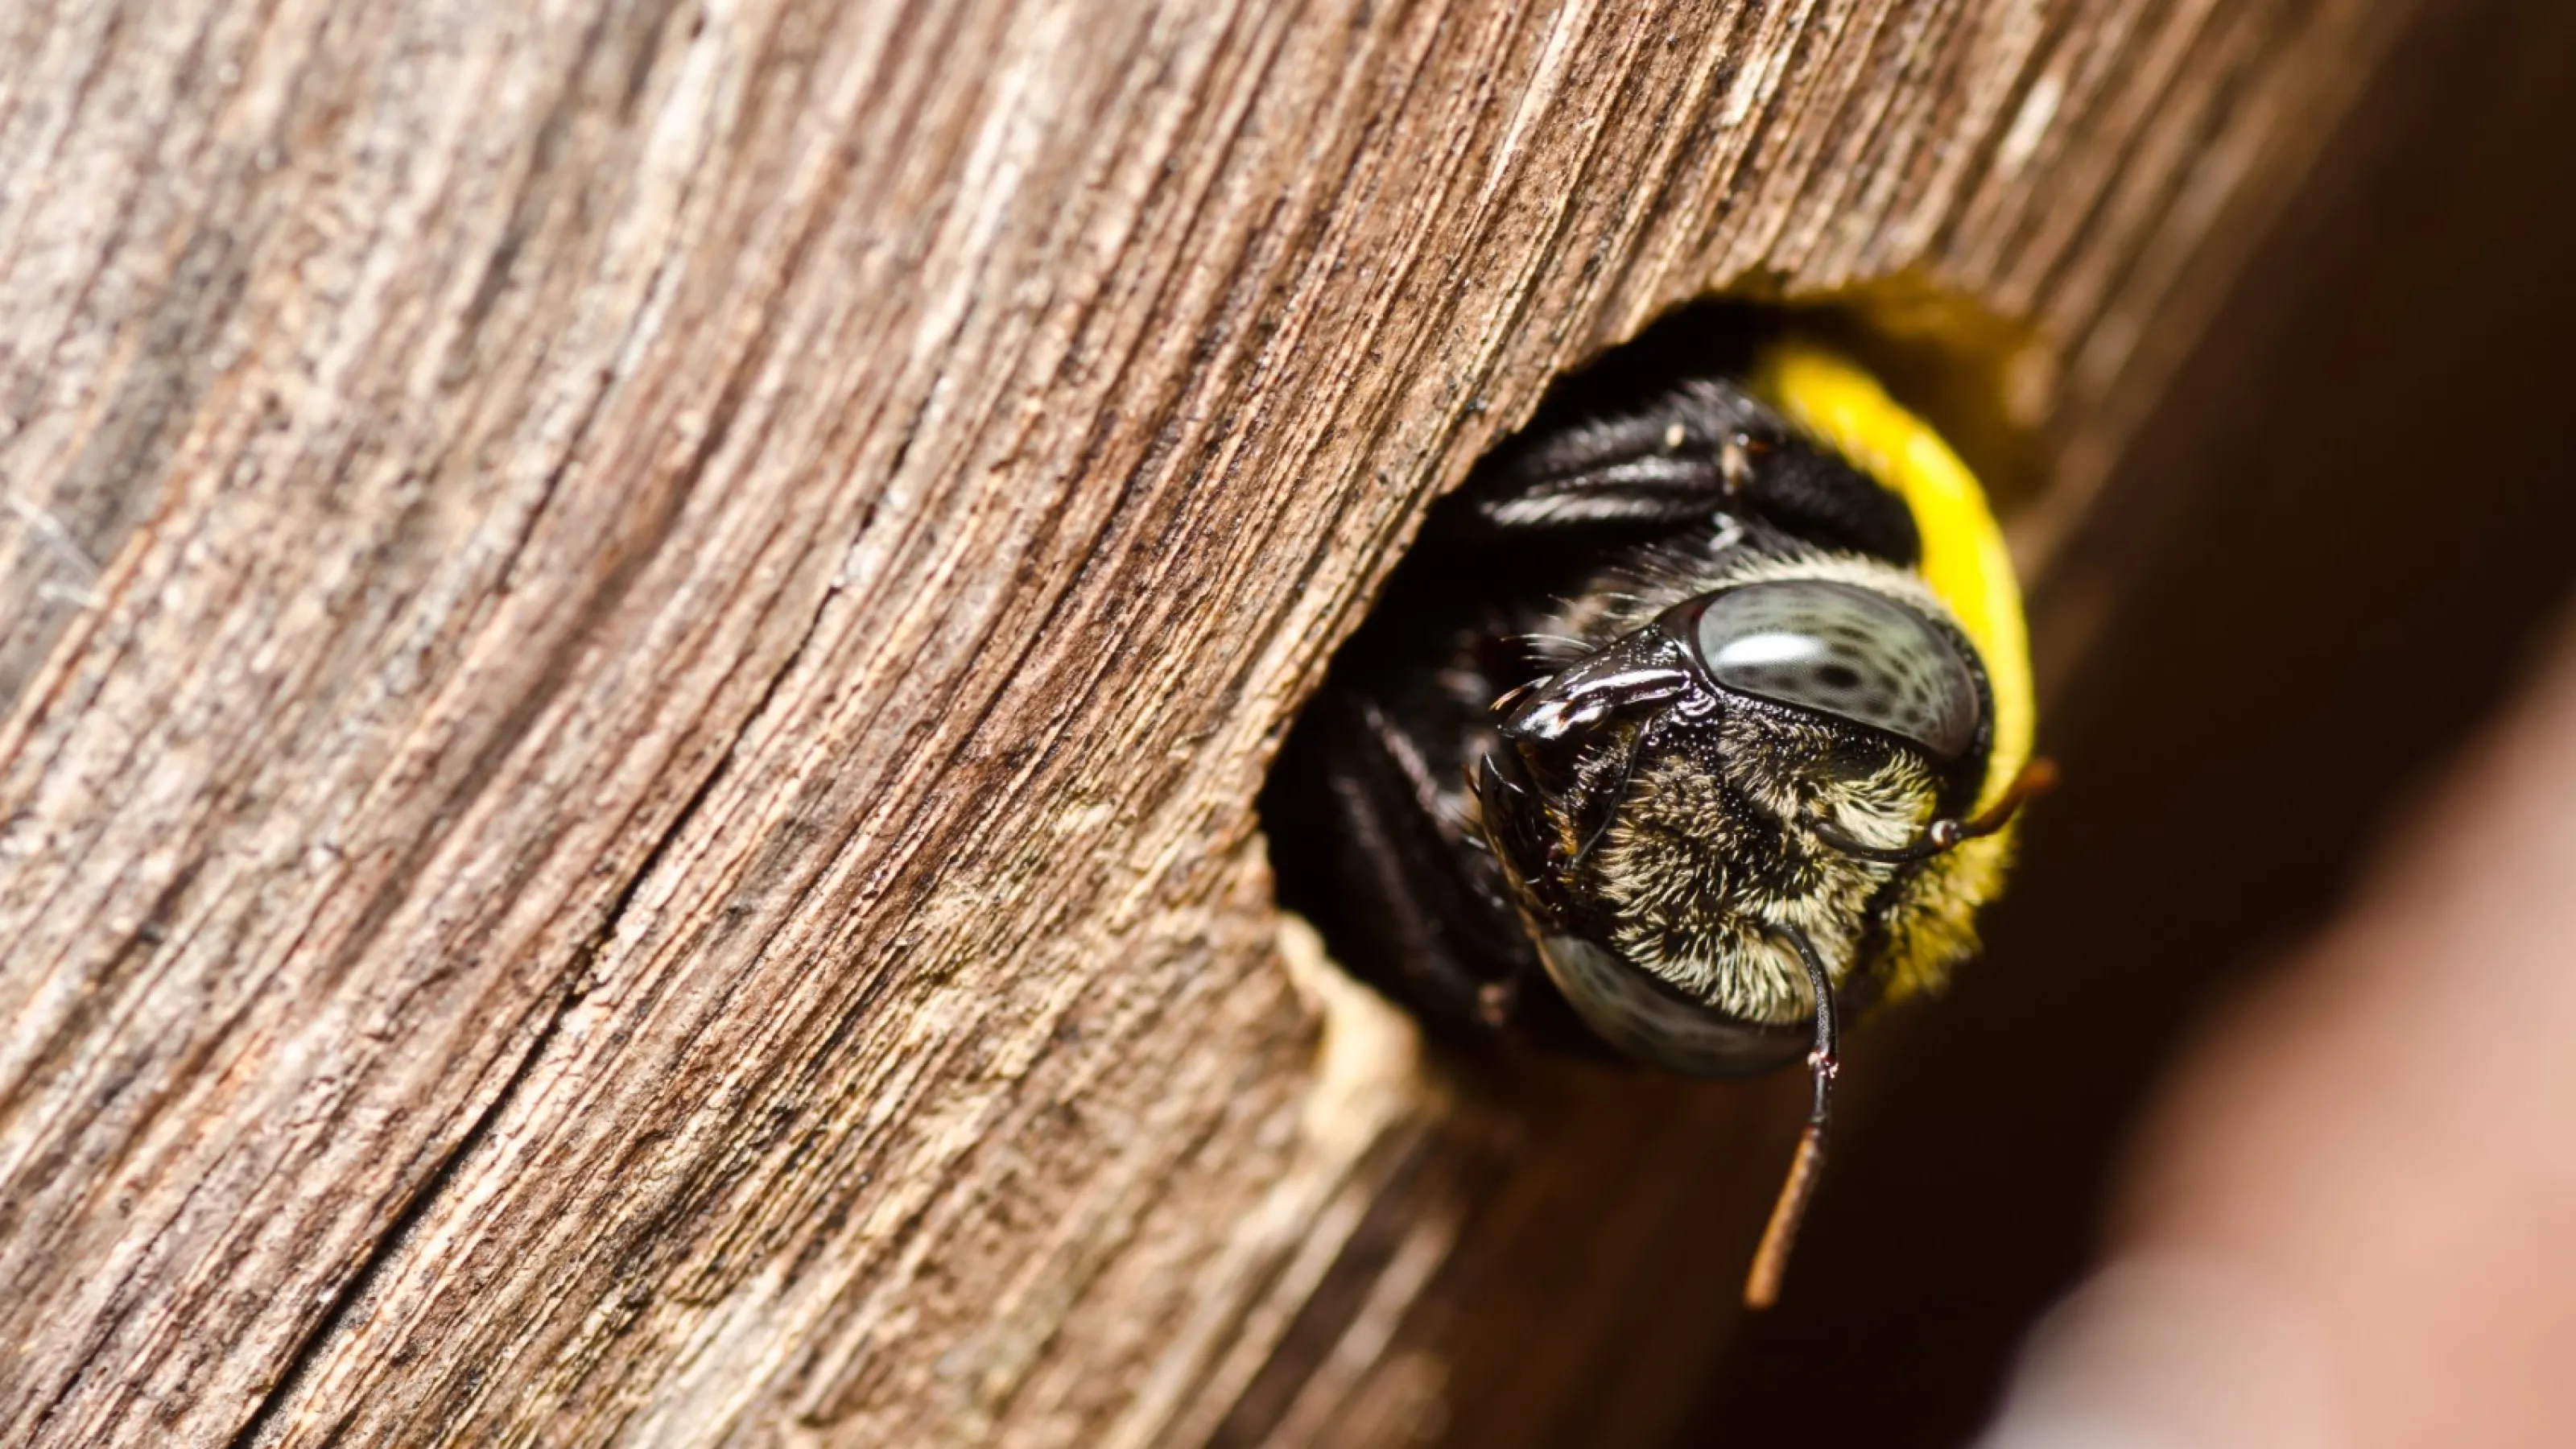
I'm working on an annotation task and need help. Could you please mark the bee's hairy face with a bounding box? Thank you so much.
[1472,571,1990,1075]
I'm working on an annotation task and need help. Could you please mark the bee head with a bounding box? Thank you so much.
[1473,570,1995,1077]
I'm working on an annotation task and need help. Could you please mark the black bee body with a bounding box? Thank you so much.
[1267,363,2010,1074]
[1265,337,2046,1304]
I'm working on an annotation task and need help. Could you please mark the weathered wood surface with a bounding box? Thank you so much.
[0,1,2420,1444]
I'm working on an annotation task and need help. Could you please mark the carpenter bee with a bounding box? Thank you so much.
[1264,329,2048,1306]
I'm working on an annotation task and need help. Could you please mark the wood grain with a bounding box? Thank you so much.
[0,0,2420,1443]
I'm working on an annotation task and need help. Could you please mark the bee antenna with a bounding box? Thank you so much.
[1745,923,1839,1310]
[1810,757,2058,864]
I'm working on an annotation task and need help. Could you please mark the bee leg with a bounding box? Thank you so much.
[1462,399,1738,535]
[1271,692,1547,1046]
[1455,382,1922,563]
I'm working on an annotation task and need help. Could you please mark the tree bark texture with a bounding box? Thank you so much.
[0,1,2421,1444]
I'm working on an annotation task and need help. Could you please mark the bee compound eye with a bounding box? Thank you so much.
[1690,578,1980,759]
[1536,934,1807,1077]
